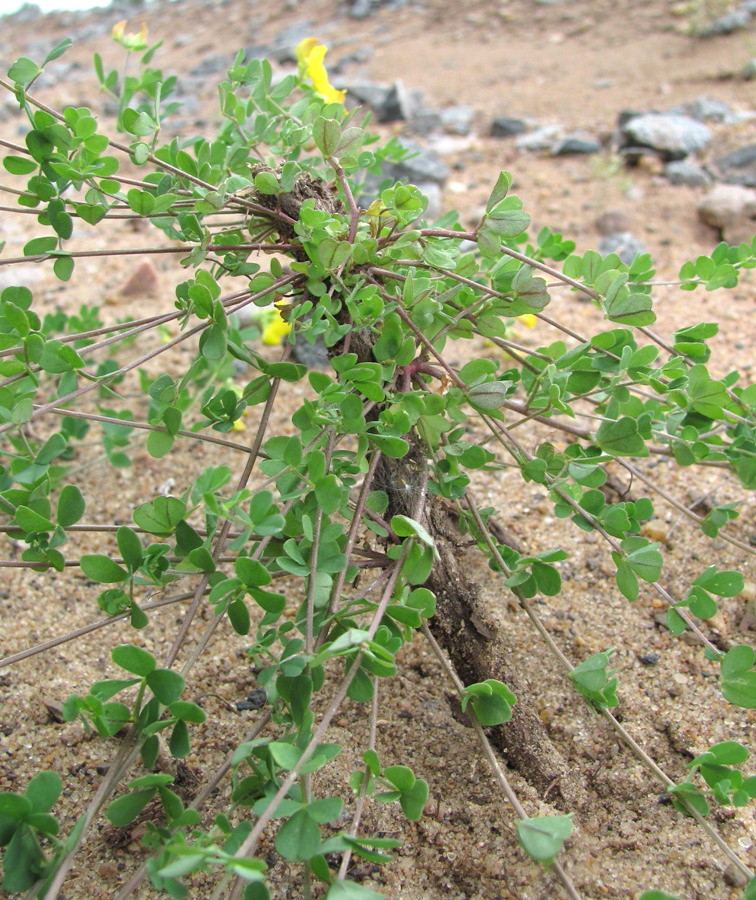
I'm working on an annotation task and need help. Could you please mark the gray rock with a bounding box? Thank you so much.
[516,124,563,152]
[418,182,443,220]
[440,106,474,136]
[348,0,374,17]
[673,97,733,122]
[190,54,229,77]
[743,0,756,12]
[292,336,329,368]
[698,8,751,37]
[552,131,601,155]
[0,99,21,122]
[409,107,443,135]
[5,3,41,23]
[714,144,756,187]
[490,117,527,138]
[377,81,422,123]
[385,139,450,185]
[664,160,711,186]
[344,81,392,110]
[270,21,317,64]
[598,232,646,265]
[596,210,631,236]
[621,113,712,160]
[698,184,756,243]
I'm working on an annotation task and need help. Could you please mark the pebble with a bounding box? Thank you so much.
[664,160,711,186]
[598,232,646,265]
[552,131,601,155]
[698,184,756,243]
[620,113,712,160]
[236,688,267,712]
[119,260,159,298]
[698,8,752,37]
[595,209,631,235]
[723,862,749,888]
[672,97,733,123]
[385,139,450,185]
[714,143,756,188]
[639,653,660,666]
[641,520,669,543]
[377,80,422,123]
[189,54,229,77]
[516,124,564,152]
[440,106,474,136]
[490,116,528,138]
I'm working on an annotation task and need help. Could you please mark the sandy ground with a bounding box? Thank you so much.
[0,1,755,897]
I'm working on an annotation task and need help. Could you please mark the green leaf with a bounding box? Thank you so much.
[8,57,40,85]
[312,117,342,158]
[111,644,156,677]
[603,291,656,326]
[720,645,756,709]
[106,789,155,826]
[24,772,62,814]
[693,567,744,598]
[327,881,384,900]
[596,417,648,457]
[169,720,190,758]
[3,156,37,175]
[398,778,428,821]
[146,669,185,705]
[485,170,512,212]
[133,496,186,536]
[569,648,619,709]
[275,808,321,862]
[515,814,573,864]
[80,554,128,584]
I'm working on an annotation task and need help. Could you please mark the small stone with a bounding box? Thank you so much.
[292,336,329,368]
[714,144,756,188]
[723,862,749,888]
[384,139,450,186]
[621,113,712,160]
[595,209,631,235]
[490,116,528,138]
[119,260,159,297]
[672,672,688,685]
[673,97,733,122]
[641,520,669,543]
[377,81,421,123]
[598,232,646,265]
[552,131,601,155]
[698,9,751,37]
[707,611,727,635]
[698,184,756,243]
[348,0,374,18]
[639,653,660,666]
[189,54,229,77]
[236,688,267,712]
[344,81,391,110]
[664,160,711,186]
[440,106,474,136]
[516,124,564,152]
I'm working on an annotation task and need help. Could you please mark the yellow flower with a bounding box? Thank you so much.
[112,20,149,52]
[516,314,537,328]
[261,310,292,346]
[295,37,346,105]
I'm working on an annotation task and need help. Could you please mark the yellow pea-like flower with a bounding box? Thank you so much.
[516,314,538,328]
[295,37,346,105]
[261,310,292,346]
[111,20,149,51]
